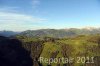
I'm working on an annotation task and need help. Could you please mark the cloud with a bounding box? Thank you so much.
[32,0,40,8]
[0,6,19,13]
[0,12,46,23]
[0,12,46,31]
[0,0,46,31]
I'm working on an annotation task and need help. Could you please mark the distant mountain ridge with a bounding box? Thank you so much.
[19,28,100,38]
[19,29,77,38]
[0,31,19,37]
[1,27,100,38]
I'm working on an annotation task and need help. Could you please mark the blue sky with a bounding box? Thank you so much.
[0,0,100,31]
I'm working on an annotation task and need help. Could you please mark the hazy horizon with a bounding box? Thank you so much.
[0,0,100,31]
[0,26,100,32]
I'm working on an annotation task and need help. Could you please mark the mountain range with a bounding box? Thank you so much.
[19,27,100,38]
[0,31,19,37]
[1,27,100,38]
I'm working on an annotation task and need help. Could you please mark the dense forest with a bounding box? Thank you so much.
[0,29,100,66]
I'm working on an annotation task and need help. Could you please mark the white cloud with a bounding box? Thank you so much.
[0,6,19,13]
[0,12,46,23]
[0,12,46,31]
[32,0,40,8]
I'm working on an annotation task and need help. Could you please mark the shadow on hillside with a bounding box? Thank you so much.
[0,36,33,66]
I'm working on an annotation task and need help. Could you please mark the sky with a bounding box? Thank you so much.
[0,0,100,31]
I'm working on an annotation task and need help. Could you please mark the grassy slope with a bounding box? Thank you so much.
[40,36,99,66]
[16,35,100,66]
